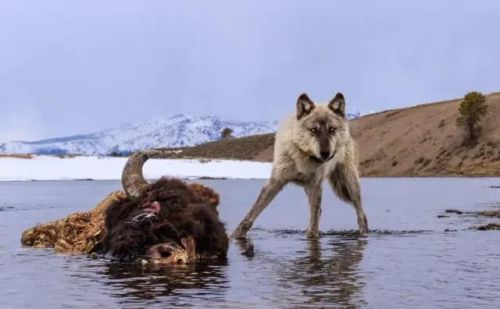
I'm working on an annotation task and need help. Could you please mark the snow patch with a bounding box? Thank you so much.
[0,156,272,181]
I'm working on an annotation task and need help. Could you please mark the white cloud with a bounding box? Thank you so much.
[0,0,499,140]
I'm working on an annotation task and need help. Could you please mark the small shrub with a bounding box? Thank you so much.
[456,91,488,144]
[220,127,234,140]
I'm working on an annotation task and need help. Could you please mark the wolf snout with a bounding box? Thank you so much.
[320,151,330,161]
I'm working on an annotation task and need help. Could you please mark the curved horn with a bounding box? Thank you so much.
[122,149,168,200]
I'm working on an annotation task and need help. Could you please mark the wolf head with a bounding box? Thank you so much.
[293,92,350,162]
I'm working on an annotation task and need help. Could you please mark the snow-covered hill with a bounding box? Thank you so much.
[0,114,278,156]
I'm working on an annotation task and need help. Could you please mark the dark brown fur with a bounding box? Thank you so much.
[95,178,228,261]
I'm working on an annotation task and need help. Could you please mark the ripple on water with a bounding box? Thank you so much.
[268,228,433,238]
[2,179,500,308]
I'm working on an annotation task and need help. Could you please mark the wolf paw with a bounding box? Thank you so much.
[358,223,369,235]
[357,215,369,235]
[306,229,320,239]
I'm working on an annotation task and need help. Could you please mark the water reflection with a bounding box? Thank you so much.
[3,179,500,308]
[81,260,229,305]
[279,237,367,308]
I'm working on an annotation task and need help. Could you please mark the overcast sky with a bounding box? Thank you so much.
[1,0,499,141]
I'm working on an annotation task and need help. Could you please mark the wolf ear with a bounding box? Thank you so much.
[328,92,346,118]
[296,93,315,120]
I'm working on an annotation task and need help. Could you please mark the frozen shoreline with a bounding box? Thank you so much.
[0,156,272,181]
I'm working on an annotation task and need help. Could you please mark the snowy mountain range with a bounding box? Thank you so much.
[0,113,362,156]
[0,114,278,156]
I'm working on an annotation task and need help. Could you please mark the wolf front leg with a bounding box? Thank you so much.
[304,183,322,238]
[230,178,287,239]
[328,163,368,234]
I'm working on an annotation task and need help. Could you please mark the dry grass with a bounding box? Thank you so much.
[0,153,33,159]
[157,133,275,162]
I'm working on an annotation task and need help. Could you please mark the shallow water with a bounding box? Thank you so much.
[1,178,499,308]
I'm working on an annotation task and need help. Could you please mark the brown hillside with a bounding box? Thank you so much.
[351,92,500,176]
[157,133,275,162]
[162,92,500,176]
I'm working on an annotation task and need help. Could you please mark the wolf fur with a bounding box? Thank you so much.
[230,92,368,239]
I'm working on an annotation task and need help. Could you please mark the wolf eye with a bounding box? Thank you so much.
[309,128,318,134]
[329,127,336,133]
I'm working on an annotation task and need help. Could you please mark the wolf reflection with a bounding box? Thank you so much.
[75,236,366,306]
[277,237,367,308]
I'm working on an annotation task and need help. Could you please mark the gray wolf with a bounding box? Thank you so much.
[230,92,368,239]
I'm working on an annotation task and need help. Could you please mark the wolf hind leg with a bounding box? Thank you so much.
[230,178,287,239]
[328,163,368,234]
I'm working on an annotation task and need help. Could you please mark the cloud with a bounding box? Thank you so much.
[0,0,499,140]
